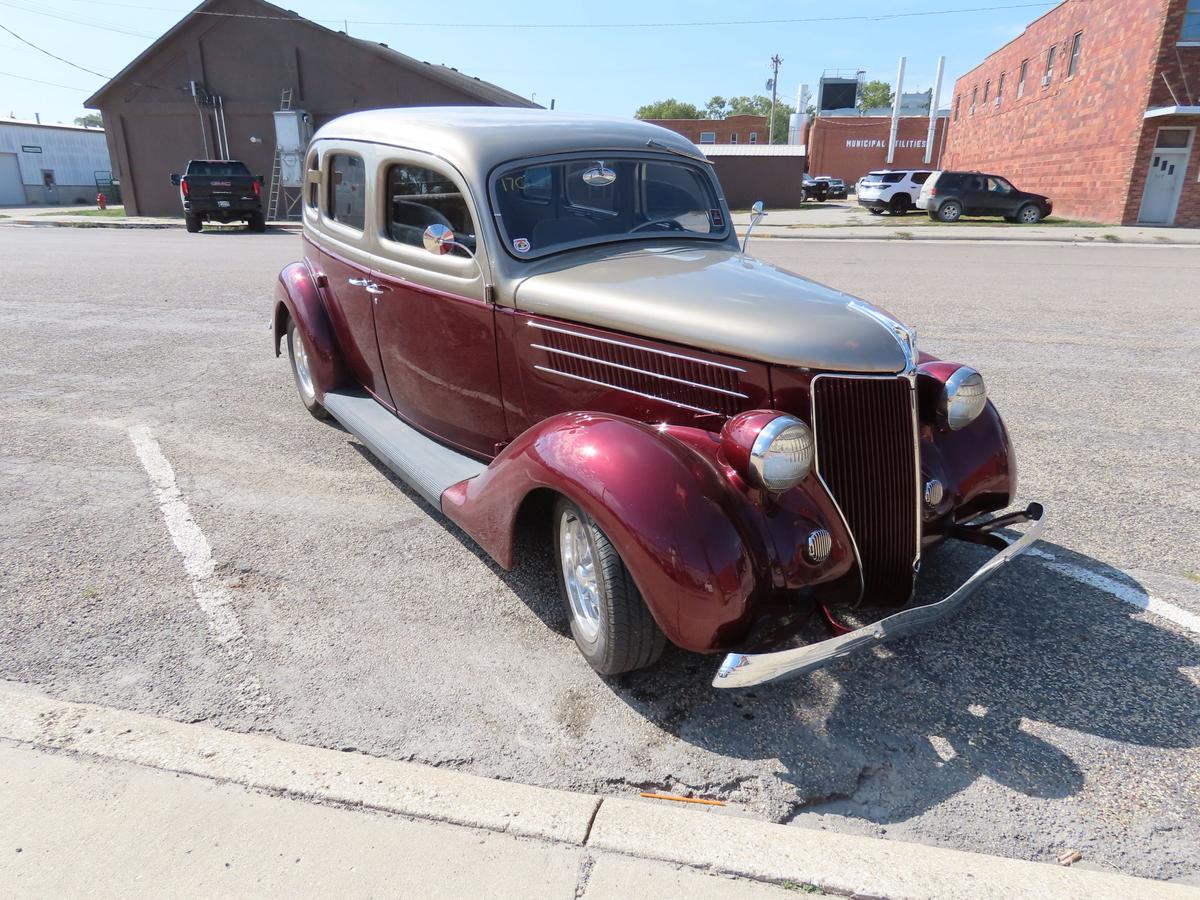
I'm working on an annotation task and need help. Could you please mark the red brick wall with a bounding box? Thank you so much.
[941,0,1169,224]
[642,115,768,145]
[1125,115,1200,224]
[808,116,949,185]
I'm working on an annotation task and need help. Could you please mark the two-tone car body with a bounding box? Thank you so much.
[272,108,1044,688]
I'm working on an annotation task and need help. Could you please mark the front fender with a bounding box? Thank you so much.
[441,413,761,651]
[272,261,345,399]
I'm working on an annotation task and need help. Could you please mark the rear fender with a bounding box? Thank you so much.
[273,261,345,399]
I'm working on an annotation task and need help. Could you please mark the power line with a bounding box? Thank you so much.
[0,68,89,90]
[0,22,110,77]
[0,0,158,38]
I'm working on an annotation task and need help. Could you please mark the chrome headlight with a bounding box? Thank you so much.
[749,415,815,491]
[942,367,987,430]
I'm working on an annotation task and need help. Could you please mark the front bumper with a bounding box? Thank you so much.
[712,503,1046,688]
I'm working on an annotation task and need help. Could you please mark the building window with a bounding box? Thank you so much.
[1182,0,1200,42]
[1068,32,1083,76]
[749,132,758,144]
[1018,59,1028,98]
[983,80,990,103]
[970,86,978,115]
[698,131,716,144]
[996,73,1005,106]
[1043,45,1056,85]
[327,152,365,231]
[730,133,738,144]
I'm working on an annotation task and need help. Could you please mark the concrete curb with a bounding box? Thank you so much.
[0,218,302,232]
[1,683,1195,900]
[734,230,1198,247]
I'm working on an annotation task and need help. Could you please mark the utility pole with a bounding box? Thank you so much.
[924,56,945,165]
[767,54,783,144]
[886,56,906,165]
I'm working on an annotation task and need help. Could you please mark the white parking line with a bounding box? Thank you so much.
[128,425,271,713]
[1028,547,1200,635]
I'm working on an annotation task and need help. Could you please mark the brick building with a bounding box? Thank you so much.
[807,116,948,185]
[642,115,769,145]
[942,0,1200,226]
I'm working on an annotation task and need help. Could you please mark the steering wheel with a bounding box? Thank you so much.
[630,217,686,233]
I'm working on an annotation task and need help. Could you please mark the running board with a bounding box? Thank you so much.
[322,389,486,507]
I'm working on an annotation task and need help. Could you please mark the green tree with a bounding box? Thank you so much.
[857,80,893,112]
[634,98,704,119]
[704,96,728,119]
[74,112,102,128]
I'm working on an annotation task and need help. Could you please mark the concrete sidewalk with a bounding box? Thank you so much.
[1,683,1195,899]
[0,204,300,232]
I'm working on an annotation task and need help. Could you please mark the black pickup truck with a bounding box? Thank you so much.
[170,160,266,232]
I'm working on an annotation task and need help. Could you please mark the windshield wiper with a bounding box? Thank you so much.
[645,139,708,163]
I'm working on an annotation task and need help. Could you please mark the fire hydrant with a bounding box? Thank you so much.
[96,192,107,210]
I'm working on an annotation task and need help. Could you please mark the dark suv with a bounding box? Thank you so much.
[916,171,1052,224]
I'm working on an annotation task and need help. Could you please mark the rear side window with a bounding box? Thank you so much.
[187,161,250,177]
[386,163,476,257]
[911,172,931,185]
[328,153,366,231]
[882,173,904,184]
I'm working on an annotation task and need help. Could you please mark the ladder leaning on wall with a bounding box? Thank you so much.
[266,88,293,222]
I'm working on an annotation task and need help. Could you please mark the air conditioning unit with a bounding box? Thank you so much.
[1041,74,1052,87]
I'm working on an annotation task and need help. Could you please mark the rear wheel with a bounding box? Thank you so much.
[248,212,266,232]
[286,318,328,419]
[554,497,665,676]
[936,200,963,223]
[889,194,911,215]
[185,215,201,233]
[1016,203,1042,224]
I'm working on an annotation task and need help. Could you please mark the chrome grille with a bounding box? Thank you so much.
[530,322,747,416]
[811,376,920,606]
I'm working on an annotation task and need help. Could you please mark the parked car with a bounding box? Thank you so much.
[856,169,932,215]
[273,108,1045,688]
[800,173,828,202]
[814,176,847,200]
[917,171,1053,224]
[170,159,265,232]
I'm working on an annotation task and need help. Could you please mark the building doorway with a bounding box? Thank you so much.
[41,169,58,204]
[0,153,23,205]
[1137,127,1193,225]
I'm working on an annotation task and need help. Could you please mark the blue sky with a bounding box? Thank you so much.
[0,0,1050,124]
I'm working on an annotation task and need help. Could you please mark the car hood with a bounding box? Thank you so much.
[510,246,910,373]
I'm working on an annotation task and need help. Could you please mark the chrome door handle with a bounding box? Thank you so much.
[363,283,386,295]
[347,277,371,287]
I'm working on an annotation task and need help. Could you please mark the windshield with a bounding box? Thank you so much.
[491,156,728,258]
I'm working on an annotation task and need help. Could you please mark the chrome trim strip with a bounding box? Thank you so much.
[527,321,748,373]
[530,344,749,399]
[846,299,917,375]
[712,503,1047,688]
[533,365,721,416]
[810,372,923,605]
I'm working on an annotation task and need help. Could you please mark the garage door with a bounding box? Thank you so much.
[0,153,25,205]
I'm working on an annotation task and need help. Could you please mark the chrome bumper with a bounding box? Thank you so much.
[712,503,1046,689]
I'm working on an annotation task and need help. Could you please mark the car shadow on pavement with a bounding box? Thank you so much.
[603,537,1200,823]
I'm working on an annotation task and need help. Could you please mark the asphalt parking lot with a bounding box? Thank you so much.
[2,225,1198,884]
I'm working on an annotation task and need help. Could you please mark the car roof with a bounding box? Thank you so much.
[311,107,705,175]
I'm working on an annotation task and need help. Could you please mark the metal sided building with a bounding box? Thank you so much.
[84,0,536,216]
[942,0,1200,226]
[0,121,111,206]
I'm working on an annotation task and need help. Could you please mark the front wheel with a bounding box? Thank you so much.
[1016,203,1043,224]
[936,200,963,223]
[286,318,328,419]
[554,497,665,676]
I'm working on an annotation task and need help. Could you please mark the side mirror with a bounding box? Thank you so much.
[170,174,181,186]
[422,223,458,256]
[742,201,766,254]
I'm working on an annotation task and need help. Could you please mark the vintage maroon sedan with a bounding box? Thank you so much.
[272,108,1044,688]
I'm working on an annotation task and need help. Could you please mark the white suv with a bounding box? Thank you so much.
[856,170,932,216]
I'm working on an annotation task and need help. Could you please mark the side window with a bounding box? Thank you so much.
[987,176,1012,194]
[883,173,904,184]
[306,151,319,209]
[911,172,931,185]
[328,153,365,230]
[386,163,477,257]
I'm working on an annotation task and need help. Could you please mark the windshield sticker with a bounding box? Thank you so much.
[512,237,531,253]
[710,209,725,227]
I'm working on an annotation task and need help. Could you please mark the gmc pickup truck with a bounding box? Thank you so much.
[170,160,266,232]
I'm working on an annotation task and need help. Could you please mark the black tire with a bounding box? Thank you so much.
[928,211,939,220]
[286,318,328,419]
[868,208,885,216]
[248,212,267,232]
[553,496,666,676]
[936,200,963,223]
[1015,203,1042,225]
[185,215,202,233]
[889,194,911,216]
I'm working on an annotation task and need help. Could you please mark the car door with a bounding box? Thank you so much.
[960,174,989,215]
[984,176,1021,217]
[317,148,394,407]
[369,154,506,458]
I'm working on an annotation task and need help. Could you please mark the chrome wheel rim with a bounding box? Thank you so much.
[292,333,316,403]
[560,510,601,641]
[1020,207,1038,223]
[943,204,960,221]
